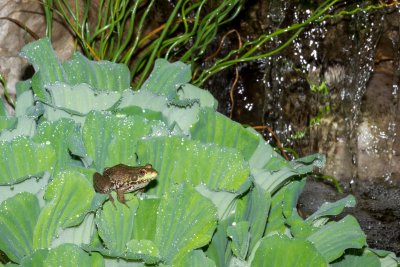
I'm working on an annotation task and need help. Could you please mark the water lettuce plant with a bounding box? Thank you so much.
[0,38,398,266]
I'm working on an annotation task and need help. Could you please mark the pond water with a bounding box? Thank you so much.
[204,2,400,254]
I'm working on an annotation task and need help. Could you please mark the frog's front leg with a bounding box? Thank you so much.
[116,189,129,208]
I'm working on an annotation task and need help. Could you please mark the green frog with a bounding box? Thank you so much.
[93,163,158,206]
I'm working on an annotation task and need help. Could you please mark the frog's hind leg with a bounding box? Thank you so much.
[116,190,129,208]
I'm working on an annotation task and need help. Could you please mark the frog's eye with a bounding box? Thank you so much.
[140,169,147,176]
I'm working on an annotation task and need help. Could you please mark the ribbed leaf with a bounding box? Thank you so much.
[0,137,56,185]
[205,215,235,266]
[0,116,17,132]
[307,215,367,263]
[20,38,65,101]
[190,108,260,160]
[131,198,160,240]
[20,249,49,267]
[33,170,95,248]
[227,221,250,260]
[63,53,130,92]
[331,249,381,267]
[235,184,271,253]
[43,244,104,267]
[176,250,216,267]
[95,195,139,254]
[140,59,191,95]
[0,117,36,141]
[306,195,356,224]
[46,83,121,115]
[33,119,80,174]
[250,235,327,267]
[119,90,200,134]
[125,239,160,264]
[136,136,250,195]
[155,184,218,264]
[0,193,40,263]
[253,154,325,193]
[83,111,154,171]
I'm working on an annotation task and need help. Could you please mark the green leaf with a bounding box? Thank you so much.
[140,59,191,95]
[205,216,234,267]
[95,195,139,254]
[20,38,65,101]
[20,249,49,267]
[0,193,40,263]
[131,198,160,240]
[45,83,121,115]
[125,239,160,264]
[173,83,218,109]
[33,119,80,174]
[265,186,288,235]
[63,52,130,92]
[0,116,36,141]
[0,137,56,185]
[0,116,17,132]
[227,221,250,260]
[282,179,306,219]
[191,108,260,160]
[43,244,104,267]
[307,215,367,263]
[33,170,95,249]
[235,184,271,253]
[253,154,325,193]
[176,250,216,267]
[136,136,250,195]
[155,184,218,264]
[83,111,154,171]
[306,195,356,224]
[0,173,50,204]
[250,235,327,267]
[331,249,381,267]
[119,90,200,134]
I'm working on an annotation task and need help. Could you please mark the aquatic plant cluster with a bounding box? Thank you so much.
[0,39,398,266]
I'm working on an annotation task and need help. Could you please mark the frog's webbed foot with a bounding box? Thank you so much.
[117,190,130,208]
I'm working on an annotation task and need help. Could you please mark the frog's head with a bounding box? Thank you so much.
[137,164,158,183]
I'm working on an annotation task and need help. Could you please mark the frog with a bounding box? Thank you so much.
[93,163,158,206]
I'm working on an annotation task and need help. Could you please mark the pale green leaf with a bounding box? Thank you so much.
[331,248,380,267]
[0,116,36,141]
[196,184,238,220]
[136,136,250,195]
[45,82,121,116]
[15,91,34,117]
[63,52,130,92]
[83,111,154,171]
[307,215,367,263]
[51,213,96,248]
[0,193,40,263]
[33,170,95,249]
[235,184,271,253]
[119,90,200,134]
[131,198,160,241]
[33,119,80,174]
[155,184,218,264]
[190,108,260,160]
[20,249,49,267]
[175,250,216,267]
[140,58,191,95]
[205,215,235,266]
[43,244,104,267]
[0,116,17,132]
[250,235,326,267]
[0,173,50,204]
[0,137,56,185]
[125,239,160,264]
[95,195,139,254]
[306,195,356,224]
[227,221,250,260]
[20,38,65,101]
